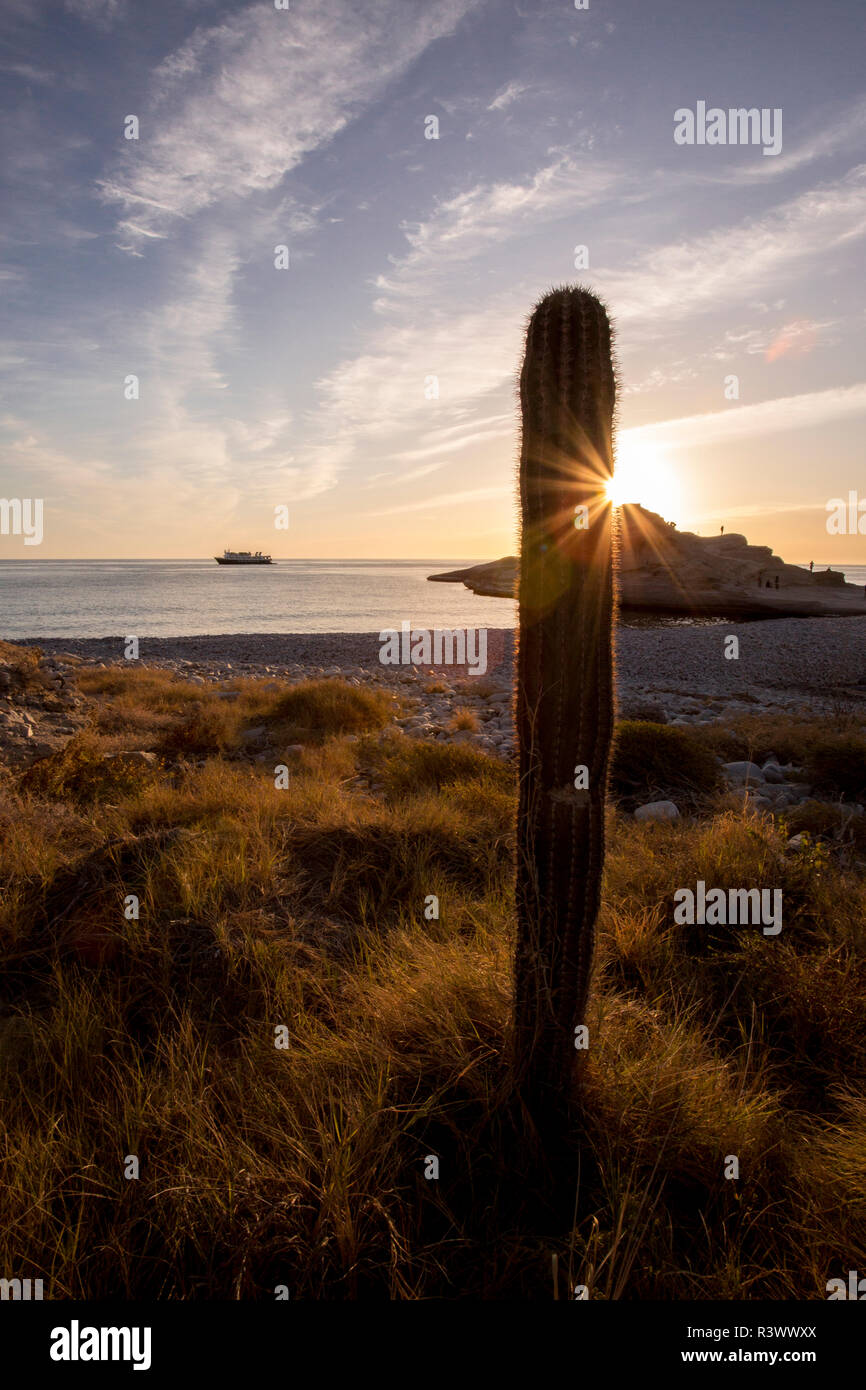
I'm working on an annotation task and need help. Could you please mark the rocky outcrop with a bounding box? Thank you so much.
[429,557,519,598]
[0,645,90,768]
[429,504,866,617]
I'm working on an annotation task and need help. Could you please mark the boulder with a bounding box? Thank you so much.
[723,761,765,785]
[634,799,680,822]
[762,762,786,783]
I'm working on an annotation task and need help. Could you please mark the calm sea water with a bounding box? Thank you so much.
[797,564,866,586]
[0,559,519,639]
[1,560,863,641]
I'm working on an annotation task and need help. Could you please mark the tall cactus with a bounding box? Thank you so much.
[513,286,617,1142]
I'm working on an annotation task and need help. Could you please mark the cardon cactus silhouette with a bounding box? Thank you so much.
[513,286,617,1141]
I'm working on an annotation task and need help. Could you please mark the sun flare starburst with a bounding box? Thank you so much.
[606,437,681,522]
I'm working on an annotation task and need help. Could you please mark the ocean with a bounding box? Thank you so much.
[797,564,866,586]
[0,559,518,640]
[1,560,863,642]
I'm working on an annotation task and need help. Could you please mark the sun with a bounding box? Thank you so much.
[606,436,681,522]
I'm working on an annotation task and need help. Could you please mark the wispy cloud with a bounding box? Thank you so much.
[64,0,127,29]
[389,414,513,464]
[301,154,624,483]
[0,61,54,83]
[623,383,866,451]
[305,296,522,487]
[690,499,825,525]
[606,166,866,327]
[719,96,866,184]
[373,153,621,309]
[764,319,822,362]
[99,0,477,252]
[368,483,510,516]
[487,80,529,111]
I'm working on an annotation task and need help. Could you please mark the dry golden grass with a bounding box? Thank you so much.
[448,707,481,733]
[0,664,864,1297]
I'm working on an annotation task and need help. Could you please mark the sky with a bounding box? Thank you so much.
[1,0,864,561]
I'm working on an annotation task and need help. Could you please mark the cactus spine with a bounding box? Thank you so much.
[513,286,616,1137]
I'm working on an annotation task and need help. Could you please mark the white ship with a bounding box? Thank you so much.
[214,549,273,565]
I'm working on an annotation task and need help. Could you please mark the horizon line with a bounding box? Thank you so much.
[1,555,865,565]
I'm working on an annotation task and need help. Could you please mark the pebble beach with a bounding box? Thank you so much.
[20,614,866,748]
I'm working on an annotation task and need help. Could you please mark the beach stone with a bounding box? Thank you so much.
[787,833,808,849]
[762,762,786,783]
[772,790,797,807]
[760,783,789,802]
[723,761,765,785]
[240,726,268,744]
[634,799,680,822]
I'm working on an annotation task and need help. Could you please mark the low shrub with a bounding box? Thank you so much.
[784,799,866,850]
[371,738,513,797]
[19,732,153,805]
[611,721,722,802]
[805,735,866,801]
[265,679,392,742]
